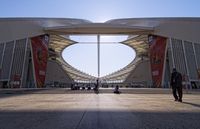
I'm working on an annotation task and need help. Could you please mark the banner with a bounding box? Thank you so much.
[149,35,167,88]
[31,34,49,88]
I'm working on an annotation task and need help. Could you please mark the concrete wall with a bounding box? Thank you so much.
[154,21,200,43]
[125,59,152,87]
[45,60,73,86]
[0,20,44,42]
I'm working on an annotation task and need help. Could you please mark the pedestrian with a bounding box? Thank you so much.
[94,79,99,94]
[170,68,183,102]
[114,85,120,94]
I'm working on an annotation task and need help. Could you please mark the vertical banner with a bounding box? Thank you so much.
[31,34,49,88]
[149,35,167,88]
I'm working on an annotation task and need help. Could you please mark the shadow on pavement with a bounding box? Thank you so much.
[0,89,54,99]
[0,110,199,129]
[182,101,200,108]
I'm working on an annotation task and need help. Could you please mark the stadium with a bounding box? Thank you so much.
[0,17,200,89]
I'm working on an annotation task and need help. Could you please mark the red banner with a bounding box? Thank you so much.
[149,35,167,88]
[31,34,49,88]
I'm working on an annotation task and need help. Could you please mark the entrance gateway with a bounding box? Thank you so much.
[0,18,200,89]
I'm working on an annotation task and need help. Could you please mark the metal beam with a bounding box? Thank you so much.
[97,35,100,78]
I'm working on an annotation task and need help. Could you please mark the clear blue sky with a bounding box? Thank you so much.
[0,0,200,77]
[0,0,200,22]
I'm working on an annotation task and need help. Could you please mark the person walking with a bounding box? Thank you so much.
[170,68,183,102]
[94,79,99,94]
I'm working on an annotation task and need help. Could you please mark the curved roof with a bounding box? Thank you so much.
[101,35,149,82]
[45,23,154,34]
[0,17,92,27]
[49,34,149,83]
[49,34,97,82]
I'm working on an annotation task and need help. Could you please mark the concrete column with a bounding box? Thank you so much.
[8,40,16,87]
[97,35,100,78]
[169,38,175,68]
[20,38,28,88]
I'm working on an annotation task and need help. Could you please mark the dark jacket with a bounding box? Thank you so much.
[170,72,182,88]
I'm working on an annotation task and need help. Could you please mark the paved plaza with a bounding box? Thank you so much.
[0,88,200,129]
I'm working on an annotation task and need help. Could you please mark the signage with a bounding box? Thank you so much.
[149,35,167,87]
[31,34,49,88]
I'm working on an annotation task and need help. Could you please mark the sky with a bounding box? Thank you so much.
[62,35,135,77]
[0,0,200,77]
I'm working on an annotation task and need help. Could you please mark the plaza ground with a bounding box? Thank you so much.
[0,88,200,129]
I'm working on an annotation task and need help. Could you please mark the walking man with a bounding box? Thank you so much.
[170,68,183,102]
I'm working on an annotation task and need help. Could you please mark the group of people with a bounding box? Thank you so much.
[94,79,120,94]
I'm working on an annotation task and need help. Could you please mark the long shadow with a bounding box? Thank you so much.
[0,110,200,129]
[182,101,200,108]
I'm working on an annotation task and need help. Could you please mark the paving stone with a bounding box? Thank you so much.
[0,89,199,129]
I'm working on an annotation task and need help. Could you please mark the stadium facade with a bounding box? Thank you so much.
[0,18,200,89]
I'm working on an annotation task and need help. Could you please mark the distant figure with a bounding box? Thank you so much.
[71,83,74,90]
[96,79,99,88]
[94,79,99,94]
[170,68,183,102]
[182,74,190,91]
[114,85,120,94]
